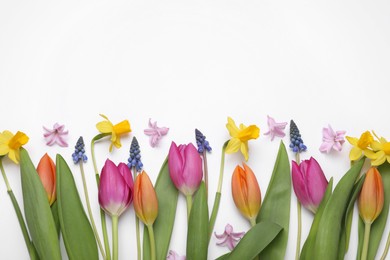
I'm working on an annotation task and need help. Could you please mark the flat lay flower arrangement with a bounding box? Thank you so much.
[0,115,389,260]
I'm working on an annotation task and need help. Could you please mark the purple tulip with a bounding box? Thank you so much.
[291,157,328,214]
[168,142,203,196]
[98,159,134,217]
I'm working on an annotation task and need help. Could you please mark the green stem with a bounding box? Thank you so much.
[79,162,106,259]
[147,224,156,260]
[295,152,301,260]
[133,167,141,260]
[208,141,228,241]
[0,160,36,259]
[361,222,371,260]
[203,151,208,197]
[380,231,390,260]
[91,135,111,260]
[186,195,193,221]
[250,218,257,227]
[112,215,119,260]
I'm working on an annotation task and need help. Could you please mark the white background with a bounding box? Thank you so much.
[1,0,390,259]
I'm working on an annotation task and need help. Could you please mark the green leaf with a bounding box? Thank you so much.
[300,178,333,260]
[357,163,390,260]
[187,182,208,260]
[256,141,291,260]
[313,157,364,260]
[56,154,98,260]
[143,158,179,260]
[223,221,283,260]
[51,201,61,236]
[337,174,365,259]
[20,148,61,260]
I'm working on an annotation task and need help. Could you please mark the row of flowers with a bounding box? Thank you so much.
[0,115,389,260]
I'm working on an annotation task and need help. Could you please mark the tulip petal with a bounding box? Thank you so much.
[306,157,328,207]
[291,161,311,207]
[182,143,203,195]
[168,142,185,190]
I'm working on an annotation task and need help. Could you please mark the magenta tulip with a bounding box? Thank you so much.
[291,157,328,214]
[98,159,134,217]
[168,141,203,196]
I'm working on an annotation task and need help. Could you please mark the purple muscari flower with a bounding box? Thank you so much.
[144,118,169,147]
[127,137,143,172]
[319,124,346,153]
[43,123,68,147]
[289,120,307,153]
[168,142,203,196]
[264,115,287,141]
[292,157,328,214]
[98,159,134,217]
[167,250,186,260]
[72,136,88,164]
[195,129,212,153]
[214,224,245,251]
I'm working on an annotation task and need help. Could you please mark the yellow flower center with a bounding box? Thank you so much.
[357,131,373,149]
[8,132,29,150]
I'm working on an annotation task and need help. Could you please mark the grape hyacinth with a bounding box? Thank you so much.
[289,120,307,153]
[195,129,212,153]
[128,137,143,172]
[72,136,88,163]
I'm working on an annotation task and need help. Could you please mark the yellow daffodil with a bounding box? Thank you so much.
[96,114,131,152]
[225,117,260,161]
[0,130,29,164]
[346,131,374,161]
[366,133,390,166]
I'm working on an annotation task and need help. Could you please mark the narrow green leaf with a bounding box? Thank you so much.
[56,154,98,260]
[20,148,61,260]
[143,158,179,260]
[357,162,390,260]
[51,201,61,236]
[187,182,208,260]
[313,158,364,260]
[256,141,291,260]
[337,174,365,260]
[226,221,282,260]
[300,178,333,260]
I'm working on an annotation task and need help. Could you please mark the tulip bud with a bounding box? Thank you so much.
[133,171,158,226]
[291,157,328,214]
[36,153,56,206]
[231,163,261,222]
[98,159,133,217]
[358,167,384,224]
[168,142,203,196]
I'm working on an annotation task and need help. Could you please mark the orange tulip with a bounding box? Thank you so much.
[36,153,56,206]
[358,167,384,224]
[133,171,158,226]
[231,163,261,223]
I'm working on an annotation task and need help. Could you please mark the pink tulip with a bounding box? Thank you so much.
[98,159,134,217]
[291,157,328,214]
[168,142,203,196]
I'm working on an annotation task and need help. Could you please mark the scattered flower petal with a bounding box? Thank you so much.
[43,123,68,147]
[167,250,186,260]
[214,224,245,251]
[319,125,346,153]
[144,118,169,148]
[264,115,287,141]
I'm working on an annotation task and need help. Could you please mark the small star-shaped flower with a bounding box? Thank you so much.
[319,124,346,153]
[43,123,68,147]
[264,115,287,141]
[144,118,169,147]
[214,224,245,251]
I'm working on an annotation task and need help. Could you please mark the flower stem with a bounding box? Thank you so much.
[79,162,106,259]
[208,141,228,241]
[295,152,301,260]
[186,195,193,221]
[112,215,119,260]
[91,135,111,260]
[202,150,209,197]
[147,224,156,260]
[250,218,257,227]
[380,231,390,260]
[133,167,141,260]
[361,222,371,260]
[0,159,37,259]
